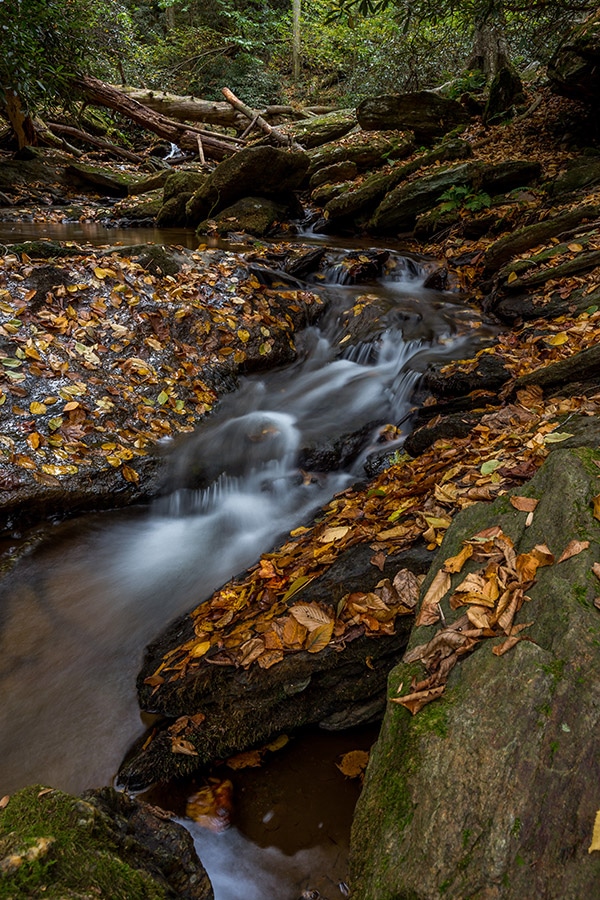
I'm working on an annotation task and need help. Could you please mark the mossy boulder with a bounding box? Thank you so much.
[65,163,138,197]
[156,193,193,227]
[307,131,414,177]
[547,8,600,102]
[0,784,213,899]
[283,109,357,149]
[185,146,309,225]
[483,66,526,125]
[350,447,600,899]
[197,196,291,237]
[163,170,208,204]
[357,91,470,142]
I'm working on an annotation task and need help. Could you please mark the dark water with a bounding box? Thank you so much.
[0,231,491,896]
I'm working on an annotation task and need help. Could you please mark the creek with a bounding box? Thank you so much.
[0,224,493,898]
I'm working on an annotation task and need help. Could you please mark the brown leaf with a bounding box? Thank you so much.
[415,570,450,627]
[593,494,600,522]
[305,620,334,653]
[466,605,492,629]
[593,562,600,581]
[238,637,265,668]
[492,634,522,656]
[0,796,9,809]
[257,648,284,669]
[282,615,307,647]
[370,551,386,571]
[289,603,333,631]
[392,569,421,609]
[226,750,263,769]
[389,685,445,714]
[443,543,474,573]
[510,496,539,512]
[171,738,198,756]
[557,539,590,563]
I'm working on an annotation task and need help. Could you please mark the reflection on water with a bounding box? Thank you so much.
[0,220,204,250]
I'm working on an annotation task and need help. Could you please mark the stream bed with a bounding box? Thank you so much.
[0,226,492,897]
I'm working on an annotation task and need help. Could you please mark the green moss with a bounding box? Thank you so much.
[0,787,167,900]
[439,878,453,894]
[462,828,472,848]
[511,818,522,837]
[515,853,526,867]
[549,739,560,760]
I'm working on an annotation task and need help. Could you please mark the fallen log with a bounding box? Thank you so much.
[221,87,304,150]
[111,84,243,129]
[74,75,237,161]
[48,122,145,163]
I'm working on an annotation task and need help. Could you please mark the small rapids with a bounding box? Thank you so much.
[0,242,491,896]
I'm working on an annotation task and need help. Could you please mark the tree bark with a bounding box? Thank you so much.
[3,89,36,149]
[47,122,145,162]
[74,75,237,161]
[292,0,301,82]
[467,17,512,80]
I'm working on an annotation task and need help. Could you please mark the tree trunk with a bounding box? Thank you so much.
[110,85,242,128]
[3,88,36,149]
[467,17,512,80]
[74,75,237,161]
[221,87,304,150]
[292,0,301,82]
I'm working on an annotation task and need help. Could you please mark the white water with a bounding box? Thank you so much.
[0,249,486,798]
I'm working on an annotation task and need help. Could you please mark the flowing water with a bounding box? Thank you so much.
[0,232,492,896]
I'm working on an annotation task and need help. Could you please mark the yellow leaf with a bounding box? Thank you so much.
[122,465,139,483]
[226,750,263,769]
[189,640,211,658]
[305,620,334,653]
[266,734,289,752]
[289,603,333,631]
[29,401,47,415]
[27,432,41,450]
[336,749,369,778]
[568,243,583,253]
[544,332,568,346]
[443,543,474,573]
[41,463,78,476]
[507,271,518,283]
[237,328,250,343]
[589,810,600,853]
[319,525,350,543]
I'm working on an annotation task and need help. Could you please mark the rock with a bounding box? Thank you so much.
[490,284,600,325]
[185,146,309,225]
[483,202,600,274]
[0,150,71,194]
[197,196,294,238]
[109,190,163,224]
[283,109,358,149]
[156,192,193,227]
[66,162,138,196]
[547,156,600,197]
[117,540,432,791]
[350,447,600,899]
[0,784,213,899]
[369,159,541,234]
[547,8,600,102]
[483,66,526,125]
[309,161,359,190]
[307,131,414,177]
[128,171,170,196]
[163,169,208,203]
[323,138,473,227]
[357,91,470,142]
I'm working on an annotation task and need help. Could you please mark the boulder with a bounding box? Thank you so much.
[350,446,600,899]
[163,169,208,203]
[156,192,193,227]
[323,138,473,226]
[548,156,600,197]
[0,784,213,899]
[357,91,470,142]
[307,130,414,177]
[283,109,358,148]
[66,162,138,196]
[184,146,309,225]
[309,160,359,190]
[547,8,600,102]
[196,195,293,237]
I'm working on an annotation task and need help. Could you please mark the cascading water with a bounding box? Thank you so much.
[0,244,492,897]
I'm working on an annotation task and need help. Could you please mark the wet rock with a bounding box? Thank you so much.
[420,352,511,400]
[163,169,208,203]
[490,284,600,325]
[404,410,485,457]
[350,447,600,899]
[0,784,213,899]
[547,8,600,103]
[197,196,295,238]
[357,91,470,142]
[108,190,163,225]
[128,171,170,196]
[0,149,72,194]
[117,539,432,790]
[156,192,193,227]
[66,162,138,196]
[185,146,309,225]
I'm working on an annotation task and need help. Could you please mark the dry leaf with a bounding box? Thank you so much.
[593,494,600,522]
[289,603,333,631]
[171,738,198,756]
[589,810,600,853]
[319,525,350,543]
[336,750,369,779]
[492,634,522,656]
[557,539,590,563]
[510,496,539,512]
[415,570,450,627]
[226,750,263,769]
[305,620,334,653]
[593,562,600,581]
[443,543,474,573]
[392,569,421,609]
[389,685,445,714]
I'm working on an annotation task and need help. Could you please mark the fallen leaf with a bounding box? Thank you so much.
[319,525,350,543]
[171,738,198,756]
[593,494,600,522]
[389,685,445,714]
[289,603,333,631]
[543,432,573,443]
[589,810,600,853]
[226,750,263,769]
[392,569,421,609]
[305,620,334,653]
[443,543,474,573]
[593,562,600,581]
[415,570,450,627]
[0,796,9,809]
[492,634,522,656]
[557,539,590,563]
[336,749,369,779]
[510,496,539,512]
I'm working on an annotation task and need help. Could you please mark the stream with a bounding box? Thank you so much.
[0,224,492,898]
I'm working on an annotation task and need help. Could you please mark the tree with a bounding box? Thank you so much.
[327,0,598,79]
[0,0,134,146]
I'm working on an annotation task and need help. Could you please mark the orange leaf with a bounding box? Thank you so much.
[557,539,589,563]
[336,750,369,778]
[415,570,450,627]
[305,621,334,653]
[389,685,445,714]
[510,496,539,512]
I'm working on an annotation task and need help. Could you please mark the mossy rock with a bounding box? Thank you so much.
[350,447,600,899]
[283,109,357,149]
[307,131,414,177]
[65,163,138,197]
[197,196,291,237]
[357,91,470,142]
[109,191,163,223]
[163,170,208,203]
[156,192,193,227]
[0,785,213,899]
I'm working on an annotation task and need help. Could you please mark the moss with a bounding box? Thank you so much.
[511,818,522,837]
[0,787,167,900]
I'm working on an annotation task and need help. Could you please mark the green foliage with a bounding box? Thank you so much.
[438,184,492,212]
